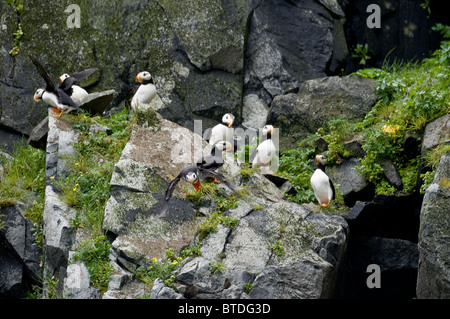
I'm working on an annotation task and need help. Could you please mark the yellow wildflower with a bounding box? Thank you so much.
[152,257,157,263]
[50,176,55,180]
[172,260,178,265]
[381,124,400,137]
[73,187,77,192]
[177,257,183,261]
[75,162,79,166]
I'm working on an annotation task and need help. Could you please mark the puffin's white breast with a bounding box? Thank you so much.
[209,124,233,145]
[42,91,63,109]
[252,139,276,166]
[310,169,333,204]
[131,83,157,110]
[70,85,88,102]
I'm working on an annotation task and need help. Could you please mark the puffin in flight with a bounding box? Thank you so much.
[209,113,235,146]
[131,71,157,113]
[158,166,243,217]
[197,140,234,171]
[310,154,335,207]
[250,125,276,174]
[29,55,79,117]
[59,67,98,102]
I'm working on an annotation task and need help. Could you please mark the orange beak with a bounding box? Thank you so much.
[136,74,142,83]
[192,179,202,191]
[33,96,37,102]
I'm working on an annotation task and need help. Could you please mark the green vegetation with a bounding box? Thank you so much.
[70,236,113,292]
[134,245,201,297]
[243,281,253,294]
[352,43,372,65]
[209,261,225,274]
[56,108,132,292]
[0,145,46,246]
[6,0,24,56]
[268,241,285,258]
[278,25,450,203]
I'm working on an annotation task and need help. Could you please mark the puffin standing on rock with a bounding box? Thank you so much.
[59,67,98,103]
[131,71,157,112]
[250,125,276,174]
[209,113,235,146]
[310,154,335,207]
[158,166,243,217]
[30,55,79,117]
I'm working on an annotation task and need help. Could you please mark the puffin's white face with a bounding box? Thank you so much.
[315,155,326,166]
[136,71,152,83]
[60,73,70,83]
[216,141,234,152]
[222,113,235,127]
[262,125,274,135]
[186,172,198,183]
[33,88,45,102]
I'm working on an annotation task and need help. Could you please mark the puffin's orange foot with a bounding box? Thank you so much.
[54,110,64,117]
[213,178,221,184]
[320,201,331,207]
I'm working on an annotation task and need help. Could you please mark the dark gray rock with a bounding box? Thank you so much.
[150,278,184,299]
[244,0,348,105]
[341,0,446,73]
[0,200,43,282]
[381,160,403,190]
[417,152,450,298]
[326,157,374,206]
[63,262,100,299]
[343,137,366,159]
[26,116,49,150]
[346,194,421,242]
[78,90,116,116]
[268,75,376,150]
[352,236,418,272]
[0,249,23,298]
[421,114,450,154]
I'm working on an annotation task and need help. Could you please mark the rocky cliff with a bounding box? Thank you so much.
[1,0,449,300]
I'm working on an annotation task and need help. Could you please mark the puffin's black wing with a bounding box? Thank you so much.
[29,55,56,93]
[59,68,98,93]
[57,88,79,109]
[159,171,185,217]
[198,167,243,195]
[71,68,98,81]
[249,145,258,164]
[329,177,336,200]
[197,155,224,170]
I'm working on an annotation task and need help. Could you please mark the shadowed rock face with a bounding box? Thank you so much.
[417,152,450,299]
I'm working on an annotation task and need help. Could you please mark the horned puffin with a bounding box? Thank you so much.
[158,166,242,217]
[131,71,157,112]
[209,113,235,146]
[59,67,98,102]
[250,125,276,174]
[197,141,234,171]
[29,55,79,117]
[310,154,335,207]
